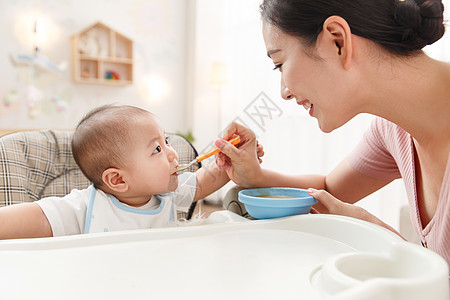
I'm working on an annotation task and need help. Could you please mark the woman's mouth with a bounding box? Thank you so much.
[297,100,314,116]
[308,104,313,116]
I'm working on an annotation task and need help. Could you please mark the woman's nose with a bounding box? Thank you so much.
[280,79,294,100]
[281,87,294,100]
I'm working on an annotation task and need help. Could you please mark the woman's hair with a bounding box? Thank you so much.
[71,105,151,187]
[260,0,445,56]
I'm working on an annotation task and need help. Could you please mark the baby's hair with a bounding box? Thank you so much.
[71,105,152,187]
[260,0,445,56]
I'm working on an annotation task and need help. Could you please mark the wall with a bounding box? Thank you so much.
[0,0,190,134]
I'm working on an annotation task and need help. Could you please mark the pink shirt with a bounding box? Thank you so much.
[348,117,450,266]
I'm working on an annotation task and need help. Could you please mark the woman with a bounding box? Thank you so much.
[215,0,450,267]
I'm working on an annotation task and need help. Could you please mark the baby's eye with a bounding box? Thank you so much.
[153,145,162,154]
[273,64,282,71]
[165,136,170,145]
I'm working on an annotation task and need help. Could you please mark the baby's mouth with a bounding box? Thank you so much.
[170,160,179,175]
[303,102,312,110]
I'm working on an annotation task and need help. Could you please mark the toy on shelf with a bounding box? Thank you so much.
[105,71,120,80]
[81,67,92,78]
[78,30,101,57]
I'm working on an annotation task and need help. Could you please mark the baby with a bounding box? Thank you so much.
[0,105,231,238]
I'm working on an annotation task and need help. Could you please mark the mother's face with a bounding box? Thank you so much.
[262,21,360,133]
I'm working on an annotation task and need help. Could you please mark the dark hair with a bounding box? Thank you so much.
[260,0,445,56]
[71,105,151,187]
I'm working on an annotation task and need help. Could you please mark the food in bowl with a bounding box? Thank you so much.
[258,195,295,198]
[238,187,317,219]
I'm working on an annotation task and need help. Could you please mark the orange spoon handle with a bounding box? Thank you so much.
[195,136,240,162]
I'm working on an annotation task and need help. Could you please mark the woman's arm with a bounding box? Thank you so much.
[215,122,400,227]
[325,158,393,204]
[215,122,392,198]
[0,203,53,239]
[214,122,327,189]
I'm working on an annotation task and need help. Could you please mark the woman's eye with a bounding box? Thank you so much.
[273,64,282,71]
[153,145,162,154]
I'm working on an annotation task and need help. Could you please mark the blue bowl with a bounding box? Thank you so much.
[238,187,317,219]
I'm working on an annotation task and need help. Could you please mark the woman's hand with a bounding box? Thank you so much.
[256,140,264,163]
[215,122,264,187]
[308,188,403,239]
[308,188,361,215]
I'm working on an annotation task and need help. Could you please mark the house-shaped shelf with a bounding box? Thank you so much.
[72,22,133,85]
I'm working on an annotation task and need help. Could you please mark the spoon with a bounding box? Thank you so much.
[170,136,240,174]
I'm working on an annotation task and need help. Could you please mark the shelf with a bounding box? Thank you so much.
[74,78,132,86]
[72,22,133,86]
[79,55,133,64]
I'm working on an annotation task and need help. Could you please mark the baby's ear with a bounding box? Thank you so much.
[102,168,128,193]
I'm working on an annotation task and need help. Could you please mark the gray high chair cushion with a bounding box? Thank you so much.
[0,130,200,219]
[222,185,255,220]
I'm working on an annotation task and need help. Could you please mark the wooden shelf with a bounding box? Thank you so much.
[73,78,133,86]
[72,22,133,85]
[79,55,133,64]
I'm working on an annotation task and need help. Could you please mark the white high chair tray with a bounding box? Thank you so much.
[0,212,447,300]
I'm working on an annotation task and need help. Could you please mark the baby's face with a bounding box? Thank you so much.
[124,113,180,198]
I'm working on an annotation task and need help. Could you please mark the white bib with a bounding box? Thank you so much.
[37,172,197,235]
[84,189,176,233]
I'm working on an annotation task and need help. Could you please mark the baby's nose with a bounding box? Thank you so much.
[167,148,178,162]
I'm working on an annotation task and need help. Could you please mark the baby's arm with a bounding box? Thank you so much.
[193,164,229,202]
[0,203,53,239]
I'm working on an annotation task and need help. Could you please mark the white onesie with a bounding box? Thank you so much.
[36,172,196,236]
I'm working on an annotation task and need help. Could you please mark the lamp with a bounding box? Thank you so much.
[209,61,228,132]
[14,12,59,55]
[138,75,170,105]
